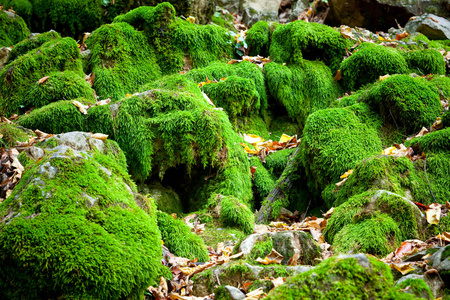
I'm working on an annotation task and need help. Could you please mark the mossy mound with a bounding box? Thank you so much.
[140,181,184,215]
[0,122,29,147]
[0,37,83,116]
[23,71,95,108]
[402,49,446,75]
[363,74,442,134]
[340,43,408,91]
[442,110,450,128]
[7,30,61,63]
[324,189,425,254]
[157,211,210,261]
[246,21,279,57]
[270,20,347,73]
[265,254,417,299]
[250,156,276,200]
[217,194,255,235]
[0,132,169,299]
[299,107,382,198]
[187,61,267,113]
[426,75,450,100]
[0,10,29,47]
[396,278,434,300]
[264,61,342,126]
[85,21,161,100]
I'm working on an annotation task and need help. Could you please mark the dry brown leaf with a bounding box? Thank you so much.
[395,31,409,40]
[9,114,19,120]
[334,69,342,81]
[256,249,284,265]
[38,76,50,84]
[271,277,285,288]
[322,207,334,218]
[1,117,12,124]
[391,262,415,275]
[287,251,299,266]
[244,287,265,300]
[426,203,441,225]
[91,133,108,140]
[71,100,89,114]
[436,232,450,243]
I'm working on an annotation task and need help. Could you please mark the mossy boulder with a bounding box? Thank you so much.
[265,254,422,299]
[340,43,408,91]
[0,37,83,116]
[270,20,347,73]
[139,181,184,215]
[402,49,446,75]
[264,60,342,127]
[363,74,442,134]
[0,122,30,148]
[157,211,210,261]
[0,132,169,299]
[299,107,383,199]
[396,278,434,300]
[246,21,279,57]
[0,10,29,47]
[7,30,61,63]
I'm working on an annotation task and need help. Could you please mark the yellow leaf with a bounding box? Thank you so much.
[186,16,195,24]
[270,221,287,228]
[391,263,415,275]
[91,133,108,140]
[279,133,293,143]
[126,93,132,97]
[379,74,390,81]
[340,169,353,179]
[426,204,441,225]
[244,133,264,144]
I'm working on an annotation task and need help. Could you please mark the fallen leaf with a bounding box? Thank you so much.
[436,232,450,243]
[244,133,264,144]
[391,262,415,275]
[339,25,356,40]
[429,17,438,23]
[71,100,89,114]
[38,76,50,84]
[426,203,441,225]
[379,74,390,81]
[244,287,265,300]
[334,69,342,81]
[90,133,108,140]
[395,31,409,40]
[279,133,294,143]
[340,169,353,179]
[256,249,284,265]
[271,277,285,288]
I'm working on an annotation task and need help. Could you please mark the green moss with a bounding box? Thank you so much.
[0,140,168,299]
[363,74,442,134]
[403,49,446,75]
[157,211,209,261]
[219,194,254,235]
[340,43,408,91]
[443,111,450,128]
[270,20,347,73]
[17,100,87,134]
[0,37,83,116]
[7,31,60,63]
[143,181,183,215]
[202,75,260,123]
[28,0,103,38]
[265,61,342,127]
[250,236,273,260]
[426,75,450,101]
[211,10,235,33]
[266,254,410,299]
[334,212,401,255]
[248,280,275,293]
[246,21,269,56]
[407,127,450,153]
[0,10,29,47]
[250,156,276,199]
[396,278,433,300]
[300,107,382,197]
[17,151,32,168]
[2,0,32,25]
[85,21,161,100]
[23,71,95,109]
[200,219,246,248]
[264,147,297,178]
[0,123,29,147]
[236,115,270,138]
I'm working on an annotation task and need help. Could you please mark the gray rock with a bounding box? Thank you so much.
[50,132,104,152]
[289,0,310,21]
[0,46,12,71]
[217,0,240,13]
[224,286,246,300]
[38,162,58,179]
[27,146,45,160]
[405,14,450,40]
[241,0,282,27]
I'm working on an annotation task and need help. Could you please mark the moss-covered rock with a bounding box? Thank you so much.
[157,210,210,261]
[0,122,29,148]
[299,107,382,199]
[265,254,420,299]
[396,278,434,300]
[363,74,442,134]
[0,10,29,47]
[7,30,61,63]
[270,20,347,73]
[0,37,83,116]
[403,49,446,75]
[0,132,169,299]
[340,43,408,91]
[85,21,161,100]
[139,181,184,215]
[246,21,279,57]
[264,61,342,127]
[443,110,450,128]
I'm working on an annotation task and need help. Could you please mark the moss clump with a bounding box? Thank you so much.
[23,71,95,108]
[157,211,210,261]
[28,0,103,38]
[201,75,260,123]
[0,123,29,147]
[187,61,268,113]
[85,21,161,100]
[396,278,434,300]
[264,147,297,178]
[7,30,61,63]
[340,43,408,91]
[246,21,270,56]
[264,61,342,126]
[300,107,382,197]
[17,100,88,134]
[266,254,413,299]
[0,10,29,47]
[250,156,276,200]
[270,20,347,73]
[250,236,273,261]
[403,49,446,75]
[363,74,442,134]
[0,136,168,299]
[218,194,255,235]
[0,37,83,116]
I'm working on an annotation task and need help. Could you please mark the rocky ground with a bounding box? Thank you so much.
[1,0,450,299]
